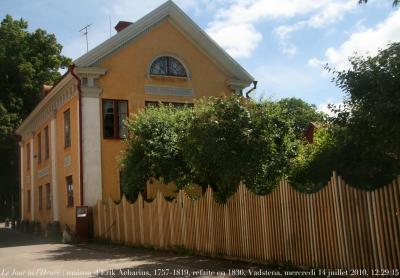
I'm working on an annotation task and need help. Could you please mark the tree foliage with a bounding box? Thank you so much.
[276,97,325,140]
[121,97,297,202]
[0,15,71,216]
[290,43,400,191]
[120,105,192,201]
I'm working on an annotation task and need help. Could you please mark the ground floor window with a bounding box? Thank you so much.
[102,99,128,139]
[66,176,74,207]
[46,183,51,209]
[27,190,31,212]
[38,186,43,210]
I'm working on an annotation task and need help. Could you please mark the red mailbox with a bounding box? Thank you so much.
[75,206,90,242]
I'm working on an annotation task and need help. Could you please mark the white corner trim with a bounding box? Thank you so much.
[50,117,59,221]
[81,87,103,97]
[81,94,103,206]
[30,139,34,221]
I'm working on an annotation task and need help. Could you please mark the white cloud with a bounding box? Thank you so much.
[253,65,318,100]
[311,10,400,70]
[207,22,263,58]
[273,1,357,56]
[205,0,358,58]
[308,58,325,68]
[317,99,342,117]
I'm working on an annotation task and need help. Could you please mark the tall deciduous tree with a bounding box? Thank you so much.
[0,15,71,218]
[276,98,325,140]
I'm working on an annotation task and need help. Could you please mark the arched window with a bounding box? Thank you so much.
[149,56,187,77]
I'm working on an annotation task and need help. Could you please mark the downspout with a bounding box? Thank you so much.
[245,81,258,99]
[69,64,84,206]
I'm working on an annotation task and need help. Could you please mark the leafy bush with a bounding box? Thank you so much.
[289,128,336,193]
[121,97,297,202]
[120,104,192,201]
[182,97,296,201]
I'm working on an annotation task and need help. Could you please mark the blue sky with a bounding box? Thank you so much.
[1,0,399,112]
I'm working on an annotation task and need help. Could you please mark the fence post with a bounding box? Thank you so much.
[331,172,345,268]
[224,203,231,256]
[138,193,144,245]
[122,196,128,243]
[157,190,164,248]
[96,201,102,238]
[108,197,114,242]
[239,183,250,258]
[206,187,215,254]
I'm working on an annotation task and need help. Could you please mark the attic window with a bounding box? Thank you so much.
[149,56,187,77]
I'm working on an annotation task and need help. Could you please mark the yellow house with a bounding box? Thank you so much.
[16,1,254,230]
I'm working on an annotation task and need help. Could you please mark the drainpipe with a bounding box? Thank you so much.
[69,64,84,206]
[245,81,258,99]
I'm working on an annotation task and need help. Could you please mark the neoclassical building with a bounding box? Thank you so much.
[17,1,254,230]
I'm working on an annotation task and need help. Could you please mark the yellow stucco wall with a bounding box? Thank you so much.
[21,80,80,232]
[97,19,233,201]
[33,121,53,225]
[55,94,80,230]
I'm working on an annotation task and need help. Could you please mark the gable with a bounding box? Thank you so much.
[97,19,234,100]
[73,1,254,84]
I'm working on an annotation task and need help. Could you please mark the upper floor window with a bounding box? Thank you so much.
[26,143,31,170]
[37,132,42,164]
[103,99,128,139]
[44,126,49,160]
[149,56,187,77]
[64,109,71,148]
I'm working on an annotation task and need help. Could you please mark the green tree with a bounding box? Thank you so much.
[0,15,71,217]
[330,43,400,159]
[276,98,325,140]
[326,43,400,188]
[292,43,400,192]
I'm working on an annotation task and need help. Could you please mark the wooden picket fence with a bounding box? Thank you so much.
[93,172,400,269]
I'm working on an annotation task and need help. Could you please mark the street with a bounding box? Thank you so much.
[0,224,277,278]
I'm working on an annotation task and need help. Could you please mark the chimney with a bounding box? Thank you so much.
[114,21,132,33]
[42,85,53,96]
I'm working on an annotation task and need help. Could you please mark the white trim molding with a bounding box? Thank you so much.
[144,84,194,97]
[227,79,251,95]
[16,74,77,140]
